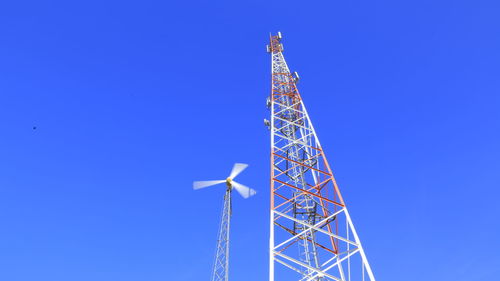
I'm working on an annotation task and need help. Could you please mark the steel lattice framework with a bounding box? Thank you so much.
[212,188,231,281]
[267,33,376,281]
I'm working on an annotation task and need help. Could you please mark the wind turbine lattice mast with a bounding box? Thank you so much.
[213,183,231,281]
[193,163,256,281]
[266,32,376,281]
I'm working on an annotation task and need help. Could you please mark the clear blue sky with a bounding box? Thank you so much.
[1,1,499,280]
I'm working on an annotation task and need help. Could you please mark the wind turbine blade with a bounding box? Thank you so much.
[229,163,248,179]
[193,180,225,190]
[231,181,257,199]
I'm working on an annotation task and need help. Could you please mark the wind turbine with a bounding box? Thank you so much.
[193,163,256,281]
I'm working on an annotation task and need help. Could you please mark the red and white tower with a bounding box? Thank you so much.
[266,33,376,281]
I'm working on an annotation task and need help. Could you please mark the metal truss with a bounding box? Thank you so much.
[212,188,231,281]
[267,33,376,281]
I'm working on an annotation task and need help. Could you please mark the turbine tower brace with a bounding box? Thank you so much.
[193,163,257,281]
[266,33,376,281]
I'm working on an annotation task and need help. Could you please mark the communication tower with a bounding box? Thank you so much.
[266,32,376,281]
